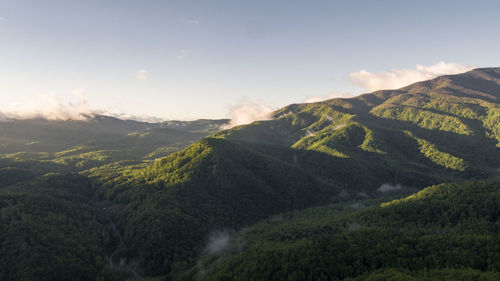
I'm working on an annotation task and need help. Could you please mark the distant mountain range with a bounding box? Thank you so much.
[1,68,499,280]
[0,115,229,153]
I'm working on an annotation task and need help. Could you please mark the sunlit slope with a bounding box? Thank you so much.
[87,138,335,275]
[0,117,228,173]
[214,68,500,191]
[197,179,500,281]
[82,68,500,277]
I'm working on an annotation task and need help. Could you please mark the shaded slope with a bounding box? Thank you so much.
[198,179,500,281]
[0,173,124,281]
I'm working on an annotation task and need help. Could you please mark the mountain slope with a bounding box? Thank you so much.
[82,67,500,277]
[196,179,500,281]
[0,173,125,281]
[87,137,336,275]
[213,68,500,192]
[2,68,500,280]
[0,117,228,185]
[0,115,228,155]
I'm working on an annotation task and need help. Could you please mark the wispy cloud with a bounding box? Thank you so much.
[349,62,475,92]
[136,69,148,81]
[96,108,164,123]
[302,91,354,103]
[185,19,199,25]
[377,183,403,193]
[177,49,189,59]
[0,16,4,23]
[222,99,275,129]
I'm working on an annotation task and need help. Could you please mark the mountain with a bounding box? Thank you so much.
[0,115,228,154]
[0,117,228,187]
[213,68,500,192]
[0,173,125,281]
[1,68,500,280]
[194,179,500,281]
[87,138,334,275]
[81,67,500,277]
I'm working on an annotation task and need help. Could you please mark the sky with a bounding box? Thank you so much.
[1,0,500,122]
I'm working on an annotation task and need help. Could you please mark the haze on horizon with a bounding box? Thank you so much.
[1,0,499,123]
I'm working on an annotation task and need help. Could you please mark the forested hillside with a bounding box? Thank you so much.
[1,68,500,280]
[0,118,227,187]
[214,68,500,192]
[0,173,125,281]
[194,179,500,281]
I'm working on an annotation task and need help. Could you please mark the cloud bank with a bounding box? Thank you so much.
[0,91,164,123]
[0,90,92,121]
[349,62,474,92]
[222,99,275,129]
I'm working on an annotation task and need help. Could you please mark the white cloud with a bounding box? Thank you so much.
[0,17,4,23]
[177,49,189,59]
[0,90,92,121]
[0,91,166,123]
[222,99,275,129]
[349,62,475,92]
[136,69,148,81]
[302,91,354,103]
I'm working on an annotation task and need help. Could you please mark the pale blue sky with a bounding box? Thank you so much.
[1,0,499,120]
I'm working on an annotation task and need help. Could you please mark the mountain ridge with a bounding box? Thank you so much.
[1,67,500,280]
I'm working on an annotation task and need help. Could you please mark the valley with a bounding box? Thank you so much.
[1,68,500,280]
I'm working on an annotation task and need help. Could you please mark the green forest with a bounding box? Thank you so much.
[1,68,500,280]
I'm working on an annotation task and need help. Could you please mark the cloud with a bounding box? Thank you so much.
[302,91,354,103]
[204,231,231,255]
[377,183,403,193]
[186,19,199,25]
[349,62,475,92]
[177,49,189,59]
[0,90,92,121]
[136,69,148,81]
[0,91,165,123]
[222,99,275,129]
[0,17,4,23]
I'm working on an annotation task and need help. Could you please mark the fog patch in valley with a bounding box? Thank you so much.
[377,183,403,193]
[203,231,232,255]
